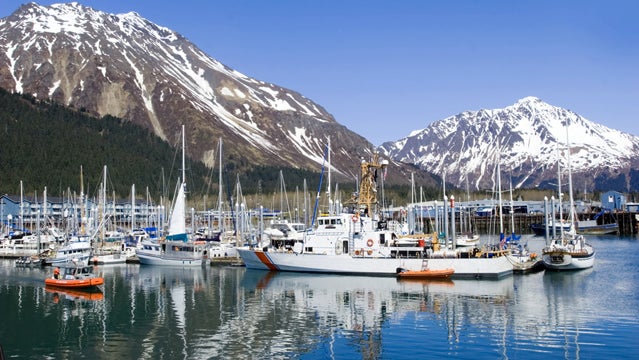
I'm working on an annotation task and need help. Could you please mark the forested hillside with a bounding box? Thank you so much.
[0,90,328,203]
[0,89,427,206]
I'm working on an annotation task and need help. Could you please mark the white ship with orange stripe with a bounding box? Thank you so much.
[237,153,513,279]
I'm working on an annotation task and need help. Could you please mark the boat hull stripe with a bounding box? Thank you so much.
[255,251,279,270]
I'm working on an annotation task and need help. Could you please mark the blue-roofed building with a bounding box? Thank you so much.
[601,191,625,210]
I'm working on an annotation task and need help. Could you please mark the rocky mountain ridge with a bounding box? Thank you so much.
[379,96,639,192]
[0,2,435,188]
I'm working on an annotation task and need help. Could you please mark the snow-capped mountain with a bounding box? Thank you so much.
[0,2,432,185]
[379,97,639,191]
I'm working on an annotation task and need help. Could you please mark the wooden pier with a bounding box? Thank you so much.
[419,211,639,236]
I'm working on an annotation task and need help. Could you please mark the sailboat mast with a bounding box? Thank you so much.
[80,165,85,235]
[42,186,47,225]
[101,165,107,244]
[327,136,332,215]
[218,138,223,233]
[557,146,563,238]
[566,124,576,227]
[19,180,24,231]
[510,173,515,236]
[181,125,186,187]
[497,161,504,239]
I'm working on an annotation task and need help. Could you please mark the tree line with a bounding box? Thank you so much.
[0,88,420,207]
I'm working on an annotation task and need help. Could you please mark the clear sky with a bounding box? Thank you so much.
[1,1,637,145]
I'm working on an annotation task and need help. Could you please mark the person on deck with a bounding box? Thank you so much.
[53,267,60,279]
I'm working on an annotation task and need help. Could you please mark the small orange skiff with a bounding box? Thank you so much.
[45,262,104,289]
[45,277,104,288]
[396,268,454,279]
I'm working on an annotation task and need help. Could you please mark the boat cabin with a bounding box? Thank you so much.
[55,264,96,280]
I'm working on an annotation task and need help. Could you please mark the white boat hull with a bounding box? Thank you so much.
[542,251,595,270]
[91,253,127,265]
[136,252,207,266]
[237,249,513,279]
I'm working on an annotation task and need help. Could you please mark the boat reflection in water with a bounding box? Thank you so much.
[2,241,638,359]
[45,287,104,302]
[232,270,516,359]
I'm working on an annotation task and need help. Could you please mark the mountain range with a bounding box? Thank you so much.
[1,3,637,193]
[380,96,639,192]
[0,2,437,188]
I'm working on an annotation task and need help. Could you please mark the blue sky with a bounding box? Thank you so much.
[1,1,637,145]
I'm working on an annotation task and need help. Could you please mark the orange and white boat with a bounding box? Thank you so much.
[45,262,104,289]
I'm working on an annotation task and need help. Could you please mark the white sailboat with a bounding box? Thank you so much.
[136,125,209,266]
[50,168,93,266]
[501,165,543,273]
[91,165,127,265]
[541,123,595,270]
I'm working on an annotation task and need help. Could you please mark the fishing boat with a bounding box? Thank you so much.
[576,209,619,235]
[45,261,104,289]
[136,126,209,267]
[237,152,514,279]
[49,236,93,266]
[542,125,595,271]
[530,219,572,236]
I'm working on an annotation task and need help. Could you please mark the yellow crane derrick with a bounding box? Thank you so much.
[355,152,388,218]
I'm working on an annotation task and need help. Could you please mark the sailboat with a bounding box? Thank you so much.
[91,165,127,265]
[136,125,210,266]
[50,168,93,266]
[503,168,543,273]
[541,124,595,271]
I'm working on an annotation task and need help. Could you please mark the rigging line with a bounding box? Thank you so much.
[311,143,330,228]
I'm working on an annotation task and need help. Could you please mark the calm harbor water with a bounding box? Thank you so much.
[1,235,638,359]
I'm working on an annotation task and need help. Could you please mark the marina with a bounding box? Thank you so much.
[1,234,638,359]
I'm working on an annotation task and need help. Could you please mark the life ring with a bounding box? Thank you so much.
[352,213,360,222]
[367,239,374,247]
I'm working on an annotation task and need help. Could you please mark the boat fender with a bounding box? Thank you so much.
[355,250,360,255]
[367,239,374,247]
[367,250,373,255]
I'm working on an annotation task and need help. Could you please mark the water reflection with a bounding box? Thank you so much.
[45,287,104,302]
[236,271,517,359]
[1,248,638,359]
